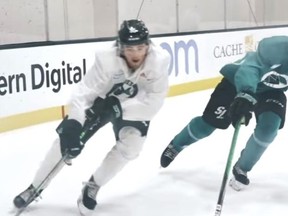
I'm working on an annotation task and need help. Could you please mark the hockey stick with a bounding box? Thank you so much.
[14,154,69,216]
[214,118,243,216]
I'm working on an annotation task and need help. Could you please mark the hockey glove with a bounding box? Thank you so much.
[104,96,122,121]
[56,117,83,158]
[229,92,257,127]
[85,97,106,121]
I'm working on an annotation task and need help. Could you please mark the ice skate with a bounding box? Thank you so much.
[13,184,42,209]
[77,176,100,216]
[229,163,250,191]
[160,142,181,168]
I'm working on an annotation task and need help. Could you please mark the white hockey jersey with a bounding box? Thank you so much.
[68,43,170,125]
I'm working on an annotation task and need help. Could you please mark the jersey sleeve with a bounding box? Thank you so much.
[67,53,111,124]
[256,36,288,67]
[234,36,288,93]
[233,52,262,93]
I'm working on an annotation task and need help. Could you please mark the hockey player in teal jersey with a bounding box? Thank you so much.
[160,35,288,191]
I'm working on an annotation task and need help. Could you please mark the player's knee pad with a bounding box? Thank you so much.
[116,126,146,160]
[254,112,281,147]
[189,116,216,140]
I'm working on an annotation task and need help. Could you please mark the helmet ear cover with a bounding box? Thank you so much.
[118,19,150,46]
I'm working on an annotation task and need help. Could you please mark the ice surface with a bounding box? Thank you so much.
[1,89,288,216]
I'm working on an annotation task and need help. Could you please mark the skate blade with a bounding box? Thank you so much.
[77,198,94,216]
[229,177,247,191]
[8,206,18,214]
[64,158,72,166]
[9,206,28,216]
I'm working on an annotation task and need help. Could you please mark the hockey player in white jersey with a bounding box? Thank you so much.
[13,19,170,215]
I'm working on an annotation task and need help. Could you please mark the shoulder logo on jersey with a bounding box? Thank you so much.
[261,70,288,89]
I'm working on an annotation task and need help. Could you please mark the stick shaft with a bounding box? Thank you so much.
[15,154,68,216]
[214,121,242,216]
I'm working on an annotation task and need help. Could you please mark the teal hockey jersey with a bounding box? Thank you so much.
[220,35,288,93]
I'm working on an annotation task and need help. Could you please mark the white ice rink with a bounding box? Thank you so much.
[1,89,288,216]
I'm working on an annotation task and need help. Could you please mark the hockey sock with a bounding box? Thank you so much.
[173,116,215,151]
[237,134,267,172]
[237,112,281,171]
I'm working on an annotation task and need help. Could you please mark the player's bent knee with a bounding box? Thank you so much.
[117,126,146,160]
[189,116,216,139]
